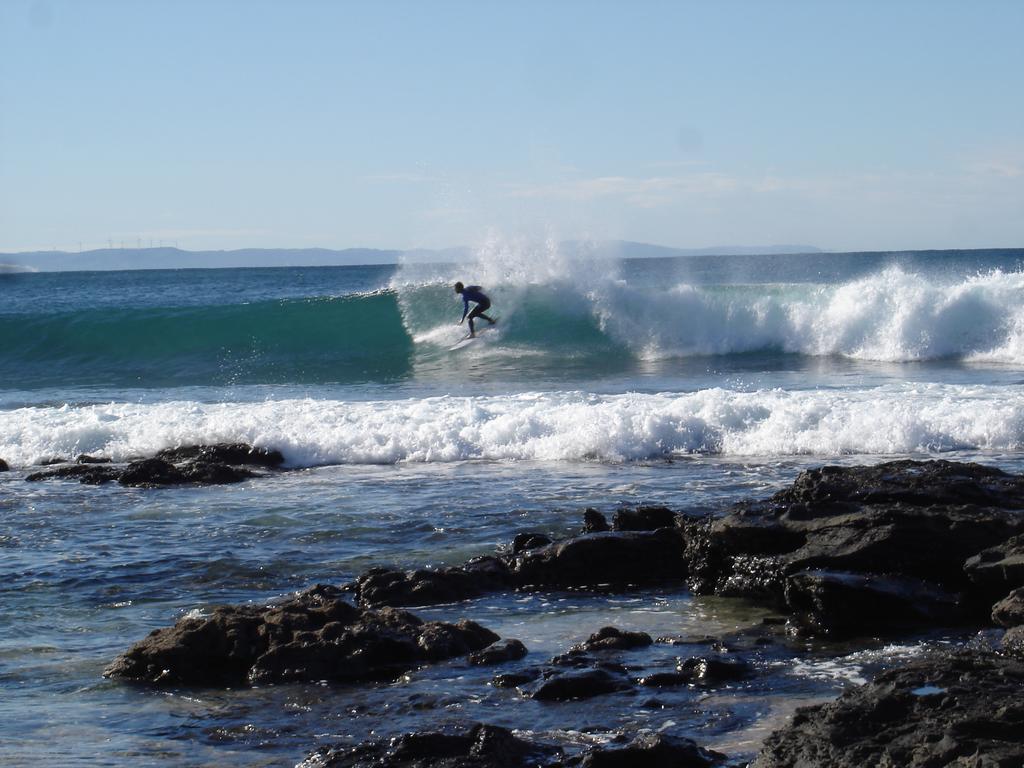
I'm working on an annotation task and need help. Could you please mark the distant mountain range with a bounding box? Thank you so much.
[0,242,823,273]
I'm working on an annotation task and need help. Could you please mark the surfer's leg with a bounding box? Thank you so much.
[467,306,480,336]
[479,313,495,325]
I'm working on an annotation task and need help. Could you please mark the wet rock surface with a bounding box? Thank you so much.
[1002,625,1024,656]
[76,454,112,464]
[0,457,9,471]
[511,532,553,554]
[573,626,653,652]
[104,584,499,686]
[532,667,633,701]
[491,668,542,688]
[686,460,1024,635]
[579,733,727,767]
[636,654,751,689]
[583,507,611,533]
[22,443,279,487]
[26,464,121,484]
[302,724,731,768]
[356,528,688,609]
[301,723,563,768]
[784,569,965,637]
[751,650,1024,768]
[512,529,687,588]
[992,587,1024,627]
[355,557,515,608]
[468,638,528,666]
[118,458,187,487]
[966,534,1024,599]
[154,443,285,468]
[611,505,677,531]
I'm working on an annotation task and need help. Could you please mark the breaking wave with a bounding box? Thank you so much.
[1,383,1021,468]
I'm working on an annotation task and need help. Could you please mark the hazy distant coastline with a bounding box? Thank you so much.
[0,241,825,272]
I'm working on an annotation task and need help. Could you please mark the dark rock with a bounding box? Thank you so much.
[686,461,1024,626]
[1002,625,1024,656]
[38,456,69,466]
[155,443,285,468]
[775,459,1024,509]
[583,508,610,533]
[303,723,563,768]
[580,733,727,768]
[26,464,120,484]
[573,626,653,652]
[637,671,692,687]
[513,529,686,588]
[104,583,499,686]
[751,650,1024,768]
[118,458,186,487]
[179,461,255,484]
[532,667,633,701]
[356,556,514,608]
[0,458,9,471]
[965,534,1024,600]
[992,587,1024,628]
[785,570,964,638]
[512,532,553,554]
[469,638,528,665]
[32,457,256,487]
[612,505,676,531]
[678,655,751,684]
[492,668,542,688]
[715,555,789,606]
[547,648,597,667]
[76,454,112,464]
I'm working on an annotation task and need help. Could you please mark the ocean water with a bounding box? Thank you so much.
[2,245,1024,765]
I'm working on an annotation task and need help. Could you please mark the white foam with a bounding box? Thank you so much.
[393,236,1024,363]
[2,384,1022,468]
[595,267,1024,363]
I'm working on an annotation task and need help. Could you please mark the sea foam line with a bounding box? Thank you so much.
[0,384,1021,468]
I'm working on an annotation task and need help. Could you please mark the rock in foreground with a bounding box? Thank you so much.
[581,733,727,767]
[301,724,562,768]
[104,584,498,686]
[513,529,686,588]
[301,724,729,768]
[686,460,1024,635]
[751,650,1024,768]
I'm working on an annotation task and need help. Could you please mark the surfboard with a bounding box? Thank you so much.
[448,324,497,351]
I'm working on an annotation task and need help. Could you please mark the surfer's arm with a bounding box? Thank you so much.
[459,296,469,322]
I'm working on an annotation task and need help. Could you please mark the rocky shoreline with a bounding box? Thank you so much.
[79,456,1024,765]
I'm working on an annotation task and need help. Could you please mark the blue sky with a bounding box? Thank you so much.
[2,0,1022,253]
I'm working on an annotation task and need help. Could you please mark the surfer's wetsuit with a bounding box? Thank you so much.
[459,285,494,336]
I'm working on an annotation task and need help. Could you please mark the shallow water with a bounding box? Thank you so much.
[0,454,1016,766]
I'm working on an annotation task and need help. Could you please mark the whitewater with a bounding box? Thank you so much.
[2,383,1022,468]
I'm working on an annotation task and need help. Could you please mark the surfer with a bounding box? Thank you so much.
[454,282,496,337]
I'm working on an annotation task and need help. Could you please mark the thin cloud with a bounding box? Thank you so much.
[364,172,440,184]
[966,159,1024,179]
[504,172,749,208]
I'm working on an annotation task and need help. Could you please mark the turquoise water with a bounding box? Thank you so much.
[2,248,1024,765]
